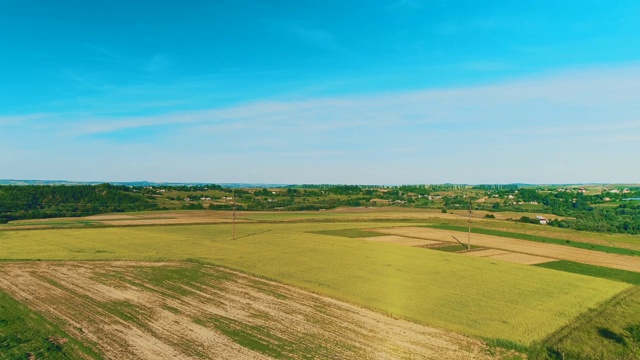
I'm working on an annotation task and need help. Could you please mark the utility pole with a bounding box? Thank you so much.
[232,189,236,240]
[467,199,472,250]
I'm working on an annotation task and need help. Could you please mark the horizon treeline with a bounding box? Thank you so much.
[1,184,640,235]
[0,184,157,223]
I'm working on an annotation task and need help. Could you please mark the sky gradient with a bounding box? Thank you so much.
[2,0,640,184]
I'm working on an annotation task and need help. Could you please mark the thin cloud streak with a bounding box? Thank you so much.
[52,64,640,136]
[3,65,640,183]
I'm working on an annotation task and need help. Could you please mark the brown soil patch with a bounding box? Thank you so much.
[361,235,443,247]
[374,227,640,272]
[0,261,492,360]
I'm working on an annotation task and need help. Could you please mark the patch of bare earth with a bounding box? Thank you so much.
[374,227,640,272]
[0,262,493,359]
[359,235,443,247]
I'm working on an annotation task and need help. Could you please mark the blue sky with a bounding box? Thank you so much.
[1,0,640,184]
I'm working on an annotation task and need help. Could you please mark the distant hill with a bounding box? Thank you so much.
[1,179,638,188]
[0,180,290,188]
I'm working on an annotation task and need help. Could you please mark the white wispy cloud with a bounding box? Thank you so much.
[15,64,640,143]
[4,65,640,183]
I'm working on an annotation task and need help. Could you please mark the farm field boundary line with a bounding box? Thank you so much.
[427,224,640,257]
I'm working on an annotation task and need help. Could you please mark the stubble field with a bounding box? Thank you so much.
[0,261,493,359]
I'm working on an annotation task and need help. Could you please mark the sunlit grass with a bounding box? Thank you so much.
[0,222,629,345]
[0,290,101,359]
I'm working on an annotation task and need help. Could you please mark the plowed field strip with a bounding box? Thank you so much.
[374,227,640,272]
[0,262,491,360]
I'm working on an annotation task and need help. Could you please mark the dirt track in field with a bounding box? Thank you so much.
[373,227,640,272]
[0,262,492,360]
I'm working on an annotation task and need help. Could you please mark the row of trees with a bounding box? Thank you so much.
[479,187,640,234]
[549,204,640,234]
[0,184,157,223]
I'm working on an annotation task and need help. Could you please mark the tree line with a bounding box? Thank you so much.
[481,187,640,235]
[0,184,157,223]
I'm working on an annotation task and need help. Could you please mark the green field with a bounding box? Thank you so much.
[0,221,630,345]
[537,261,640,285]
[0,289,100,359]
[541,286,640,359]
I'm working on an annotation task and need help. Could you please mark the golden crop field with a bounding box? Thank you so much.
[0,221,630,345]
